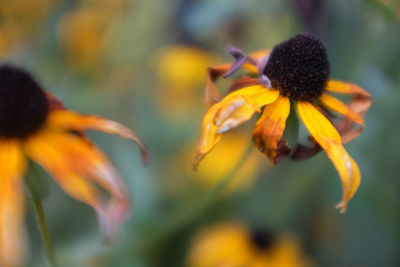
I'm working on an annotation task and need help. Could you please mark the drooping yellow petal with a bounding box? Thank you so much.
[0,140,27,267]
[23,130,130,241]
[46,110,148,164]
[297,101,361,213]
[319,93,364,125]
[194,86,279,168]
[253,95,291,164]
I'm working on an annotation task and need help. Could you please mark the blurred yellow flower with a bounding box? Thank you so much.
[57,0,130,72]
[194,33,372,213]
[155,45,214,120]
[193,133,263,192]
[0,0,57,56]
[186,222,313,267]
[0,65,147,266]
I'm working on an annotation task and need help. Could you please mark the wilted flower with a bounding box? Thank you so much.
[186,222,313,267]
[194,33,372,213]
[0,65,147,266]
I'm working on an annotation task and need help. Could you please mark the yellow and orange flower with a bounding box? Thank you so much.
[194,33,372,213]
[186,222,313,267]
[0,65,147,266]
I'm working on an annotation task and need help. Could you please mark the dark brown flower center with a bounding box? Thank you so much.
[250,229,275,251]
[0,65,49,138]
[263,33,330,101]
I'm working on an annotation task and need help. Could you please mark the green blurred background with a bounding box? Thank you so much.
[1,0,399,266]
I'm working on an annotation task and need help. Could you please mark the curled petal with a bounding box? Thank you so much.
[46,110,148,164]
[319,93,364,125]
[297,101,361,213]
[205,65,229,106]
[253,95,291,164]
[223,45,254,78]
[24,131,131,241]
[194,86,279,168]
[0,140,27,267]
[326,80,372,144]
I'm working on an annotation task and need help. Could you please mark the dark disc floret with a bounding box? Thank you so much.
[0,65,49,138]
[263,33,330,101]
[249,228,275,251]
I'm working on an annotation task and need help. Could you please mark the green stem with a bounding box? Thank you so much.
[26,166,57,267]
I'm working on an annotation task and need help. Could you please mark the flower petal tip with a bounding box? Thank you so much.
[335,202,348,214]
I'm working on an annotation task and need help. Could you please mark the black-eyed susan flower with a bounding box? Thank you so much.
[186,222,313,267]
[194,33,372,213]
[0,65,147,266]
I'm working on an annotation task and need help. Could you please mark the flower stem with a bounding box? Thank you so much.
[26,165,57,267]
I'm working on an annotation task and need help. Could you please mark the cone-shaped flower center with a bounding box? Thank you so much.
[250,229,275,251]
[0,65,49,138]
[263,33,330,101]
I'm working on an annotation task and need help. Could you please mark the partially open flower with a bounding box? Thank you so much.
[0,65,147,266]
[186,222,313,267]
[194,33,372,213]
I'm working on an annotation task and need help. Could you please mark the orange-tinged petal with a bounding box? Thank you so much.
[205,64,229,106]
[326,80,372,144]
[23,130,130,241]
[319,93,364,125]
[0,140,27,267]
[46,110,148,164]
[194,86,279,168]
[253,95,291,164]
[297,101,361,213]
[326,80,368,95]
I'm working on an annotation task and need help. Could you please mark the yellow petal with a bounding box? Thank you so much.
[297,101,361,213]
[46,110,148,164]
[253,95,291,164]
[24,130,130,241]
[214,85,280,133]
[0,140,27,267]
[326,80,368,95]
[194,86,279,168]
[319,93,364,125]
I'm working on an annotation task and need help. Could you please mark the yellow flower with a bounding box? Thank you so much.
[0,65,147,266]
[194,33,372,213]
[186,222,313,267]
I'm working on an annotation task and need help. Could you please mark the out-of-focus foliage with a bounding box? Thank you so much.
[1,0,399,266]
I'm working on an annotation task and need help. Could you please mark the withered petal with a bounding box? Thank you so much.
[253,95,291,164]
[326,80,372,144]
